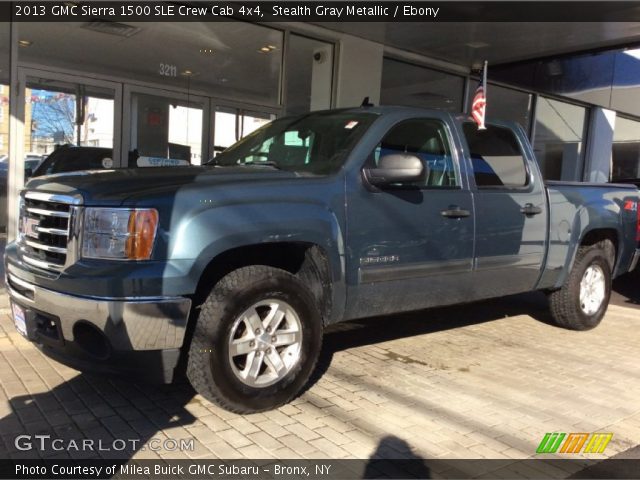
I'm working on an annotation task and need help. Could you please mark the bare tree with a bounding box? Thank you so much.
[31,94,75,145]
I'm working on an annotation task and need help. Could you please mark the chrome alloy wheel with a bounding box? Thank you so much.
[579,265,606,316]
[228,299,303,387]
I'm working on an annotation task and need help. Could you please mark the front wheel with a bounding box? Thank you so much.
[548,243,612,331]
[186,266,322,413]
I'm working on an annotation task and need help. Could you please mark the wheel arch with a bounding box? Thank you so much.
[192,242,335,326]
[554,227,619,289]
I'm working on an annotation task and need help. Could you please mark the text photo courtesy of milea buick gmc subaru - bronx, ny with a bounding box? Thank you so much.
[6,105,640,413]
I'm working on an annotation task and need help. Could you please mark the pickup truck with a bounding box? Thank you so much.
[5,106,640,413]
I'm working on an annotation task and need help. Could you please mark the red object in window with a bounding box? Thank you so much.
[147,111,163,126]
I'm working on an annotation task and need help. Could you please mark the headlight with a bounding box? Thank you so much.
[82,208,159,260]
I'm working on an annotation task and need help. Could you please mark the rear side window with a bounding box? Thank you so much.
[463,123,528,188]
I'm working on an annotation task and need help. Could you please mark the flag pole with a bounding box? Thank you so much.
[482,60,488,108]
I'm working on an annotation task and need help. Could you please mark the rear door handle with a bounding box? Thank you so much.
[520,203,543,216]
[441,206,471,219]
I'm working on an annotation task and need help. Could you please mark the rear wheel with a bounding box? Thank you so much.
[186,266,322,413]
[548,243,612,331]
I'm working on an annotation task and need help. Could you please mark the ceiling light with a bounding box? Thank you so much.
[82,20,141,38]
[267,45,278,50]
[180,70,199,77]
[199,48,214,54]
[18,40,33,48]
[466,41,489,49]
[259,47,271,53]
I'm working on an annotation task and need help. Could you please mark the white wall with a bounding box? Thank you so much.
[335,36,384,108]
[585,107,616,182]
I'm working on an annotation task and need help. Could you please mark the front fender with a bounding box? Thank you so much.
[170,201,346,321]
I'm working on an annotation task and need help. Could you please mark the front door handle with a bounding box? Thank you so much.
[441,206,471,219]
[520,203,543,216]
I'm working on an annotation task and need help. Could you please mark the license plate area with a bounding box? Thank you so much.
[11,302,28,337]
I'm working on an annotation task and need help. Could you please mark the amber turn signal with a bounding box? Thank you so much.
[125,209,159,260]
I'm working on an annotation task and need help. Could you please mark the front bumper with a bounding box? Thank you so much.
[629,248,640,273]
[5,271,192,383]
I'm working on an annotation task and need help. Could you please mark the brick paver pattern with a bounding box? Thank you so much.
[0,280,639,477]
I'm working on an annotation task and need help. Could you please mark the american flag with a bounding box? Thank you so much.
[472,61,488,130]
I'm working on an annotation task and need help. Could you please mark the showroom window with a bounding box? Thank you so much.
[18,21,283,106]
[129,92,203,165]
[611,116,640,182]
[381,58,465,112]
[285,34,334,115]
[0,21,9,159]
[611,49,640,118]
[466,83,532,132]
[533,97,587,181]
[1,22,10,230]
[23,77,116,161]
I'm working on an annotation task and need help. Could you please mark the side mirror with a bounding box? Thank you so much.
[364,153,424,187]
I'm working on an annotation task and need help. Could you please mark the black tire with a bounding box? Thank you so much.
[186,266,322,413]
[548,243,612,331]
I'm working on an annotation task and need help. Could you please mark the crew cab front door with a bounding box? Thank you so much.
[344,116,475,320]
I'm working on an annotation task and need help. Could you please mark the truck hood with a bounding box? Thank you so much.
[24,166,303,205]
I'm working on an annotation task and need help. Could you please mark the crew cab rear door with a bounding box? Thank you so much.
[344,114,475,319]
[461,121,548,296]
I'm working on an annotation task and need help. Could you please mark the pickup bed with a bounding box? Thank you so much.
[5,106,640,413]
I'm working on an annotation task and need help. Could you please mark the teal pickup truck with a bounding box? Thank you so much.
[5,107,640,412]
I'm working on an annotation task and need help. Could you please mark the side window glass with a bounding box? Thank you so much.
[463,123,528,188]
[372,119,459,188]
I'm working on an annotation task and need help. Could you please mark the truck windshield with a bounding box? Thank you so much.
[209,111,377,175]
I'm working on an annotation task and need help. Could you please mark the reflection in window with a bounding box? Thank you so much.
[0,84,8,159]
[381,59,464,112]
[130,92,202,165]
[371,119,458,188]
[611,50,640,118]
[533,97,587,181]
[463,123,528,188]
[25,80,115,158]
[611,116,640,182]
[285,35,334,115]
[19,21,283,105]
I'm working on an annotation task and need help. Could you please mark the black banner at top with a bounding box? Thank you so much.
[3,1,640,23]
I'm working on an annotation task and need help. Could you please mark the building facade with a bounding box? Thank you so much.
[2,18,640,236]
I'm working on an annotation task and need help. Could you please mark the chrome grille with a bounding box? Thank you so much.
[18,192,81,272]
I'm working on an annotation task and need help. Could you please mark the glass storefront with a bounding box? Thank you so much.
[381,58,465,111]
[611,116,640,182]
[466,83,532,132]
[491,47,640,118]
[25,76,115,157]
[1,22,10,229]
[18,22,283,106]
[533,96,587,181]
[129,91,203,165]
[1,22,9,158]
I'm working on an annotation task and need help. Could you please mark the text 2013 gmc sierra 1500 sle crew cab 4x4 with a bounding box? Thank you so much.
[5,107,640,412]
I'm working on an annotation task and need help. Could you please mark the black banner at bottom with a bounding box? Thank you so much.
[1,458,640,480]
